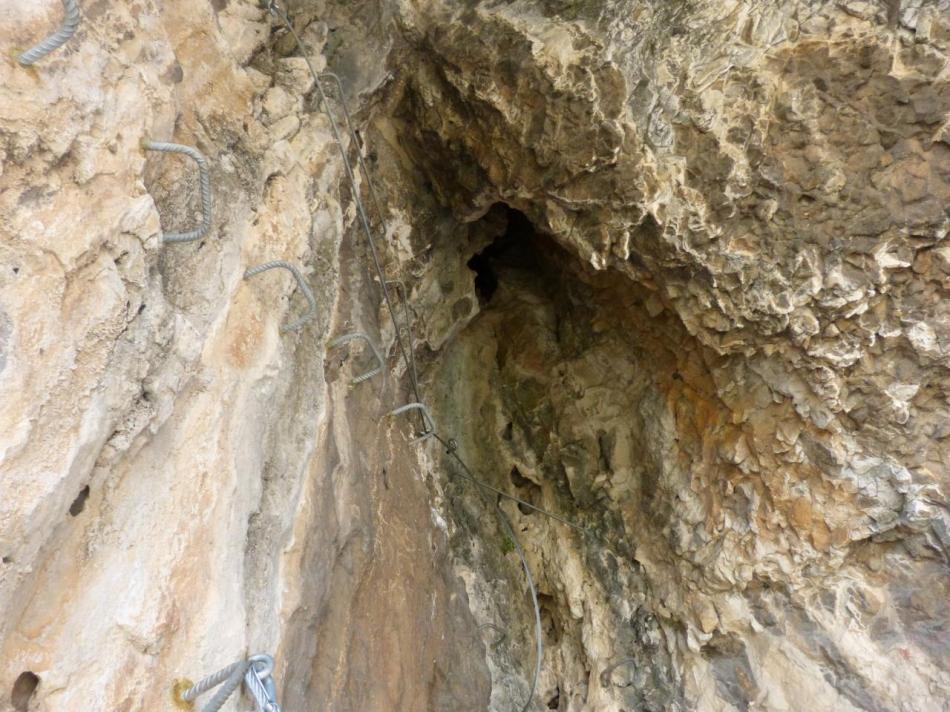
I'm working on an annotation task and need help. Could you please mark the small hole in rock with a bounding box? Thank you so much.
[2,556,11,564]
[467,206,537,304]
[510,467,541,515]
[69,486,90,517]
[546,685,560,709]
[11,671,39,711]
[509,466,534,489]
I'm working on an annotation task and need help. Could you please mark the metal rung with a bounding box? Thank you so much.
[17,0,81,66]
[384,402,435,443]
[142,140,214,244]
[329,332,384,384]
[244,260,316,333]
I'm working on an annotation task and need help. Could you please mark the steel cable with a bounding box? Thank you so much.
[264,4,591,708]
[434,432,542,712]
[17,0,81,66]
[180,660,248,712]
[180,655,281,712]
[266,1,423,426]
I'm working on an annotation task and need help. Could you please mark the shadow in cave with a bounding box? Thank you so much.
[444,203,686,712]
[467,205,553,305]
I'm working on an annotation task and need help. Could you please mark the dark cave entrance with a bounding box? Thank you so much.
[466,206,543,305]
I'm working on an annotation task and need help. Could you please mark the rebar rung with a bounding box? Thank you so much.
[384,402,435,443]
[329,332,384,384]
[17,0,81,66]
[142,140,214,244]
[244,260,317,333]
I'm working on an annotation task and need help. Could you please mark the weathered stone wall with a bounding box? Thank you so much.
[377,0,950,710]
[1,2,486,711]
[1,0,948,711]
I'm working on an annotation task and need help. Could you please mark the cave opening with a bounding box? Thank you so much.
[11,671,39,712]
[466,206,540,304]
[431,194,696,711]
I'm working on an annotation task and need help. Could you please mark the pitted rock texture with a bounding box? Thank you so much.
[371,0,950,710]
[1,2,486,711]
[1,0,949,711]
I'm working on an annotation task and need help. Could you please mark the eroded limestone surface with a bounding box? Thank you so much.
[375,0,949,709]
[1,0,948,711]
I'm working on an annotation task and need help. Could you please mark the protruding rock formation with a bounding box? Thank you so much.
[1,1,947,710]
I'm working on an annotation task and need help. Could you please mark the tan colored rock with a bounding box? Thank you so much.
[3,0,950,710]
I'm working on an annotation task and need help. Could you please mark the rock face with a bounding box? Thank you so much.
[1,1,948,711]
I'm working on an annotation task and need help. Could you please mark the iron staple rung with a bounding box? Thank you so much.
[18,0,81,66]
[142,140,214,244]
[329,332,384,385]
[244,260,317,333]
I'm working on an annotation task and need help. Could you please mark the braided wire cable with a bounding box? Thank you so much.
[17,0,81,66]
[434,441,590,534]
[142,141,214,244]
[266,1,427,431]
[180,660,246,702]
[265,6,591,709]
[385,280,421,396]
[434,433,541,712]
[245,656,281,712]
[244,260,317,332]
[201,663,248,712]
[180,659,249,712]
[329,332,384,384]
[180,655,282,712]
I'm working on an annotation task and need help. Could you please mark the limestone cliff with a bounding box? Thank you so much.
[1,1,947,711]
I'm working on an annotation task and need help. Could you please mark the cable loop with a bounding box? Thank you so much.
[246,655,281,712]
[142,140,214,244]
[244,260,317,333]
[329,332,384,384]
[266,6,592,710]
[266,1,421,403]
[18,0,81,66]
[384,280,421,397]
